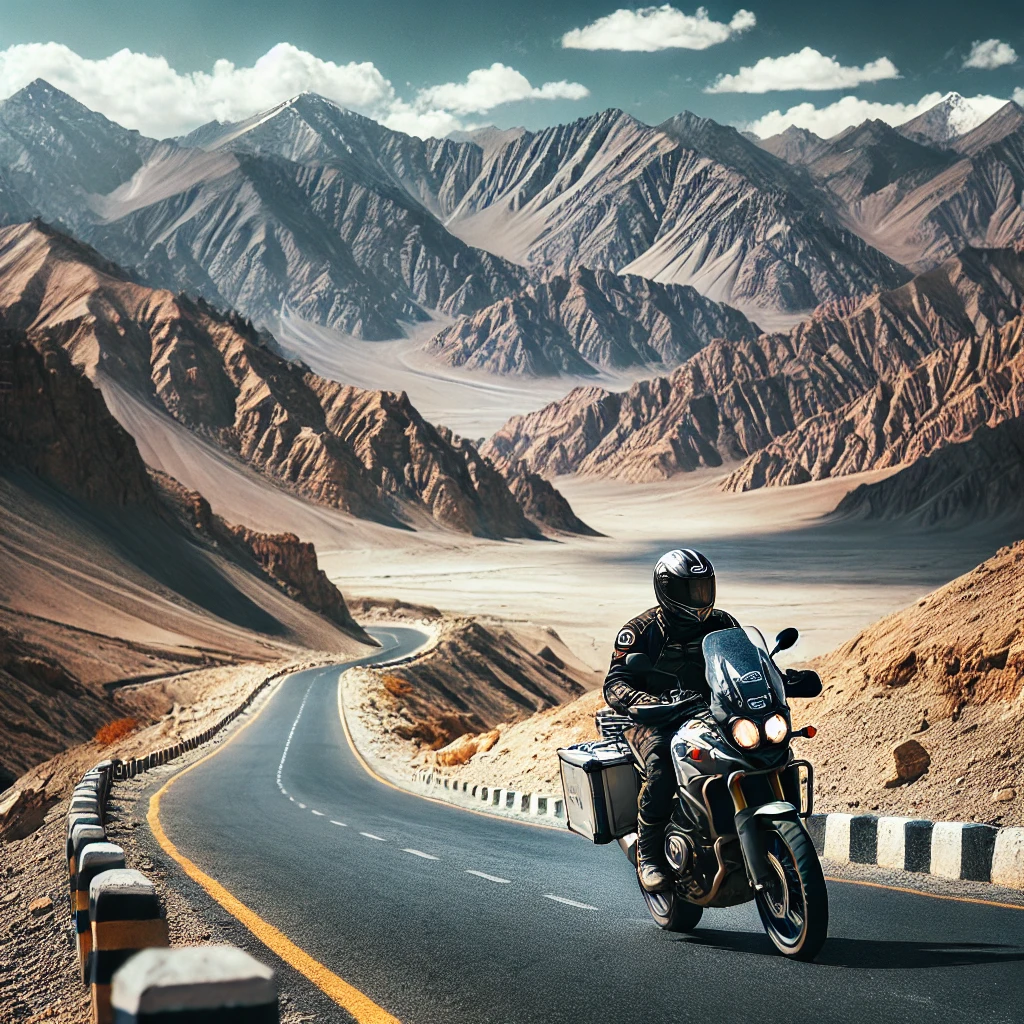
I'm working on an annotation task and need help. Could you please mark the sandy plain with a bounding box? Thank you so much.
[98,320,1023,675]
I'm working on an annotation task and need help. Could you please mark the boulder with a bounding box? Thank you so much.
[888,738,931,785]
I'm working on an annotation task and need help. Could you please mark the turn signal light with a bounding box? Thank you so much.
[794,725,817,739]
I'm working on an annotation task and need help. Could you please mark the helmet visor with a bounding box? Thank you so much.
[662,573,715,611]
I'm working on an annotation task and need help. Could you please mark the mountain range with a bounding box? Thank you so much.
[2,79,1023,525]
[0,220,589,538]
[485,246,1024,499]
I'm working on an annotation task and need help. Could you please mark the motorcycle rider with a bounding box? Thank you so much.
[604,549,821,893]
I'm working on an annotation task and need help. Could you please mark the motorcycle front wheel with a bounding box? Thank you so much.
[754,819,828,961]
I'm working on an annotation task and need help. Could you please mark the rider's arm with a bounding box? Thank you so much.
[602,615,660,714]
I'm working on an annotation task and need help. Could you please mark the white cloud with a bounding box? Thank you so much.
[1016,87,1024,106]
[0,42,589,140]
[963,39,1018,70]
[743,91,1010,139]
[706,47,900,94]
[412,63,588,116]
[562,5,755,52]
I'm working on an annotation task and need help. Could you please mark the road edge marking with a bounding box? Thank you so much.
[825,874,1024,912]
[147,665,404,1024]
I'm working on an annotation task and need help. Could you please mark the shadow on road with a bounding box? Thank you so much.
[678,929,1024,970]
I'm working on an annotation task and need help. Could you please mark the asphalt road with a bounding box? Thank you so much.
[157,628,1024,1024]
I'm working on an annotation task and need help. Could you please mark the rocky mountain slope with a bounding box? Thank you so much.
[0,220,591,538]
[424,266,760,375]
[342,616,595,756]
[756,126,826,165]
[803,540,1024,825]
[487,247,1024,485]
[833,102,1024,271]
[0,332,373,779]
[444,108,908,317]
[830,418,1024,526]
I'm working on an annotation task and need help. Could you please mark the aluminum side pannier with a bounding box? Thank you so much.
[557,740,639,844]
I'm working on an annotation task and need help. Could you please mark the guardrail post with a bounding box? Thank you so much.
[876,817,932,872]
[111,946,279,1022]
[931,822,998,881]
[89,869,169,1024]
[69,823,107,911]
[76,844,126,983]
[991,828,1024,888]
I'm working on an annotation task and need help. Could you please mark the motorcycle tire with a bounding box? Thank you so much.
[754,818,828,961]
[637,867,704,932]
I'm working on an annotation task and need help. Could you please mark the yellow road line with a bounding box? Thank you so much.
[148,665,402,1024]
[825,874,1024,912]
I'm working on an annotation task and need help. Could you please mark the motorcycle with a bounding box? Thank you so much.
[558,625,827,961]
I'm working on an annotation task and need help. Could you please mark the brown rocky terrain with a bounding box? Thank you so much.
[0,219,586,539]
[427,543,1024,827]
[487,248,1024,493]
[424,267,760,376]
[0,332,372,782]
[802,541,1024,825]
[829,417,1024,526]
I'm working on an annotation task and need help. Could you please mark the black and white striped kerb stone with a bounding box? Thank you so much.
[68,823,107,909]
[75,843,126,983]
[111,946,279,1023]
[90,869,169,1024]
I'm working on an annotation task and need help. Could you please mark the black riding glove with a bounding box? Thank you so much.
[784,668,823,698]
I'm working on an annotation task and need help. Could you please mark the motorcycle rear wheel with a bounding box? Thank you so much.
[638,870,704,932]
[754,819,828,961]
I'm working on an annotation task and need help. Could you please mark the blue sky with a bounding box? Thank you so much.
[0,1,1020,138]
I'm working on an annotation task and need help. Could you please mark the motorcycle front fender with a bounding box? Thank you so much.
[735,801,801,886]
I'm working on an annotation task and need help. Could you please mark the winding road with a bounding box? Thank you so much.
[154,628,1024,1024]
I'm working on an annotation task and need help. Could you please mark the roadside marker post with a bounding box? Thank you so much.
[69,824,107,912]
[89,869,169,1024]
[110,946,279,1023]
[75,844,126,983]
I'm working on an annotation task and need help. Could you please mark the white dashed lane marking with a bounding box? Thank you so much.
[402,849,439,860]
[466,870,511,884]
[311,810,325,817]
[360,832,386,841]
[330,820,348,828]
[544,894,598,910]
[298,803,307,809]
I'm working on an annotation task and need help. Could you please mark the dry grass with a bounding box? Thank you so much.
[93,717,138,745]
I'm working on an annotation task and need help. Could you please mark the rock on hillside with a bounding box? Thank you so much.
[489,248,1024,485]
[829,418,1024,526]
[0,220,553,539]
[802,541,1024,824]
[424,267,760,376]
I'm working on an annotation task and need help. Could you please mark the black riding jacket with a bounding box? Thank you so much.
[603,606,741,715]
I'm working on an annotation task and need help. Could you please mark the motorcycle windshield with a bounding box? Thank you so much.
[702,627,786,716]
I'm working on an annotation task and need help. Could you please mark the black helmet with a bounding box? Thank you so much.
[654,549,716,623]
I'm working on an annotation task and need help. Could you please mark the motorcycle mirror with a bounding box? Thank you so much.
[771,627,799,656]
[624,652,653,674]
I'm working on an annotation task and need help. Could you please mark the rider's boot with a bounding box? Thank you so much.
[637,815,671,892]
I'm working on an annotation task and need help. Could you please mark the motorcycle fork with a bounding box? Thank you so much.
[729,769,785,889]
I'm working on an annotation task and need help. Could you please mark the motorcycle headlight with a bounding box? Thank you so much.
[764,713,789,744]
[731,718,760,750]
